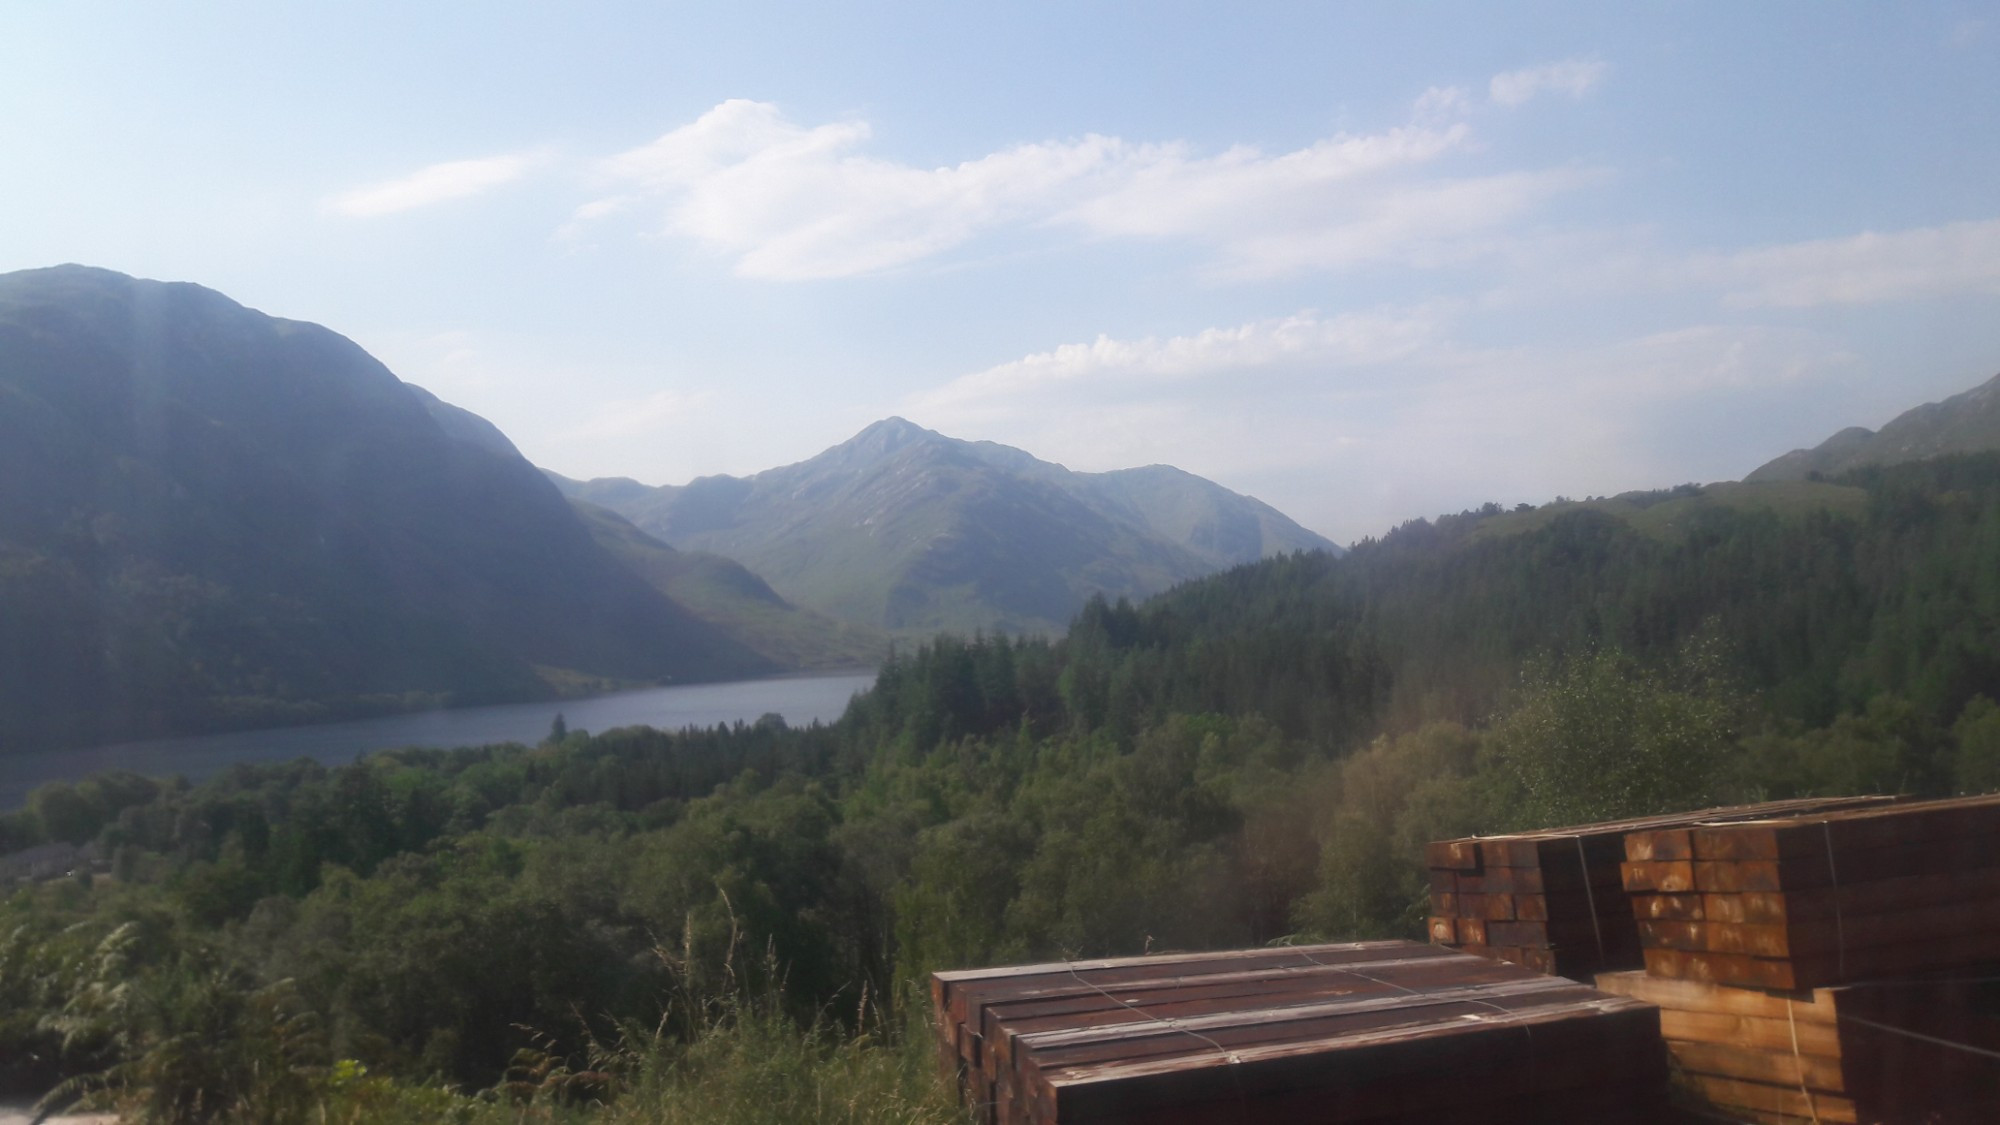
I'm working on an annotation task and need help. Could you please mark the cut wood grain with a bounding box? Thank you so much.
[1594,970,2000,1125]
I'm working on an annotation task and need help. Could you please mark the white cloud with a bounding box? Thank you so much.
[592,99,1124,279]
[904,305,1866,543]
[583,94,1590,280]
[917,308,1441,415]
[1489,59,1609,107]
[1701,218,2000,307]
[1209,167,1605,279]
[328,153,539,218]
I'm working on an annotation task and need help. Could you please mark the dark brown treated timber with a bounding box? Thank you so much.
[1036,998,1664,1124]
[1640,931,2000,991]
[935,941,1669,1125]
[1637,896,2000,959]
[1626,833,2000,895]
[1425,797,1903,982]
[1621,794,2000,990]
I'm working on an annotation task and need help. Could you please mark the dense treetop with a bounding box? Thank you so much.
[8,452,2000,1121]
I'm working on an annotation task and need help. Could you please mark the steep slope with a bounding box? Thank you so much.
[551,417,1338,635]
[0,265,770,751]
[1748,372,2000,482]
[568,500,887,670]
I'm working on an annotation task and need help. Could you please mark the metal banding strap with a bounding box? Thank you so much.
[1785,997,1822,1125]
[1574,835,1606,963]
[1821,820,1847,981]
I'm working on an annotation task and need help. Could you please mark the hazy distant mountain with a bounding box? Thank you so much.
[1748,372,2000,482]
[549,418,1339,635]
[0,265,772,751]
[568,500,888,670]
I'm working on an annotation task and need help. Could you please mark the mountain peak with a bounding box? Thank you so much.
[824,417,944,466]
[565,418,1339,635]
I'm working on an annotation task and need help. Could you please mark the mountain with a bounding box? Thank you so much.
[549,417,1339,635]
[568,500,888,670]
[1748,372,2000,482]
[0,265,772,751]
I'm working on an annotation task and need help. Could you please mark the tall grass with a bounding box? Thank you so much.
[302,994,967,1125]
[33,917,968,1125]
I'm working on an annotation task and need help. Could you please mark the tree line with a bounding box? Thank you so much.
[7,453,2000,1122]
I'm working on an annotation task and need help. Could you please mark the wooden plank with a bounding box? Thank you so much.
[1696,863,2000,925]
[1626,827,1696,863]
[1682,832,2000,893]
[1444,797,1903,866]
[958,941,1678,1123]
[1622,859,1694,893]
[979,955,1526,1047]
[1638,897,2000,959]
[1632,892,1706,921]
[1060,1041,1667,1125]
[1036,996,1664,1122]
[943,942,1438,1030]
[1007,976,1590,1069]
[982,955,1544,1084]
[1640,925,2000,990]
[969,953,1473,1051]
[1686,1073,1859,1123]
[1688,793,2000,861]
[933,940,1421,988]
[1592,970,1835,1023]
[1664,1039,1849,1093]
[1653,1007,1843,1054]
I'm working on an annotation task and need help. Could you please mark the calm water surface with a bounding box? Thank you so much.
[0,671,876,810]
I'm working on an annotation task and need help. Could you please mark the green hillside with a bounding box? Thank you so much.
[1749,371,2000,481]
[0,266,771,751]
[571,500,888,670]
[9,451,2000,1121]
[1468,478,1870,542]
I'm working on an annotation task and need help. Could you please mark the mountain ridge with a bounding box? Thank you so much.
[549,416,1339,635]
[1748,372,2000,482]
[0,265,774,750]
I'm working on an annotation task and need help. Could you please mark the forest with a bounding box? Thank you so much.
[7,453,2000,1123]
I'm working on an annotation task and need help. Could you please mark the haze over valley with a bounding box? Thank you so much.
[4,6,2000,1123]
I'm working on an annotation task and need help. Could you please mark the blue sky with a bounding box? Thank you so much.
[5,2,1998,543]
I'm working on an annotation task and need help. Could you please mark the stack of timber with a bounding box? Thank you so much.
[1621,794,2000,990]
[1596,970,2000,1124]
[1426,797,1900,980]
[931,939,1670,1125]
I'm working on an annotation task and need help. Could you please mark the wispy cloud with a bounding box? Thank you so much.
[1699,218,2000,307]
[1489,59,1609,107]
[328,153,540,218]
[580,89,1594,281]
[910,310,1864,541]
[918,308,1441,414]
